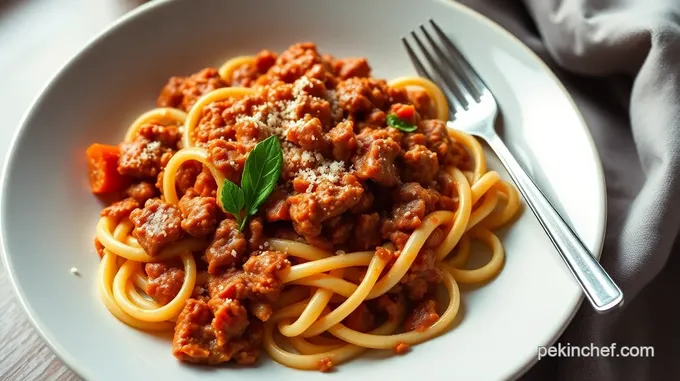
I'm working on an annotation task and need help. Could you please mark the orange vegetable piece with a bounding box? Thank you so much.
[86,143,127,194]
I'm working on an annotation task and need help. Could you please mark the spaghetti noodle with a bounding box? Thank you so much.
[86,42,521,372]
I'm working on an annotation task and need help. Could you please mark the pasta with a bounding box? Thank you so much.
[86,42,521,372]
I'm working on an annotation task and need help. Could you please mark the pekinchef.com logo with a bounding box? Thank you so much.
[538,343,654,360]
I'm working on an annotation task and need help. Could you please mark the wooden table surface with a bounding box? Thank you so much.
[0,1,142,379]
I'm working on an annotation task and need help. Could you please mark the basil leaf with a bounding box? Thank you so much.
[220,179,245,226]
[386,113,417,132]
[241,135,283,217]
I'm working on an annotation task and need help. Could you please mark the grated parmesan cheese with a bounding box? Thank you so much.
[70,267,79,275]
[296,158,348,193]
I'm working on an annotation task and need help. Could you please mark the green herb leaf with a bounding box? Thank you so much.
[241,135,283,216]
[217,135,283,232]
[220,179,245,226]
[386,113,417,132]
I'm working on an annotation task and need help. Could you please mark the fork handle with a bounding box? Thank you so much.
[485,133,623,312]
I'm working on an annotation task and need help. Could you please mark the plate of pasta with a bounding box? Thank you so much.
[0,0,606,380]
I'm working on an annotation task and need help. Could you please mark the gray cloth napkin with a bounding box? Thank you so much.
[457,0,680,379]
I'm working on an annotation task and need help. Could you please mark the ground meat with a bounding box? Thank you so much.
[349,191,374,214]
[125,181,158,204]
[172,298,259,365]
[263,188,290,222]
[208,298,249,346]
[318,357,333,372]
[207,139,247,183]
[247,217,265,251]
[203,219,247,275]
[100,197,139,220]
[353,138,402,187]
[195,168,218,197]
[335,77,389,114]
[258,42,334,86]
[287,176,363,238]
[401,145,439,185]
[400,248,443,300]
[207,251,290,302]
[231,50,278,87]
[381,183,440,238]
[118,137,173,178]
[395,342,410,354]
[178,189,218,238]
[351,213,381,251]
[145,262,185,305]
[157,68,228,111]
[129,199,183,256]
[323,216,354,245]
[138,123,181,149]
[285,115,328,152]
[343,303,376,332]
[408,89,434,119]
[403,299,440,331]
[325,120,357,161]
[174,162,202,196]
[333,57,371,79]
[420,119,471,169]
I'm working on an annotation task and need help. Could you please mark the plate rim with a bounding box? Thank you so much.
[0,0,607,380]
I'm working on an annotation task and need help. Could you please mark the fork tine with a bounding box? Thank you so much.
[409,30,469,110]
[402,37,459,117]
[418,24,481,103]
[429,19,486,97]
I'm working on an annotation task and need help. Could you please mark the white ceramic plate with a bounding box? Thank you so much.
[0,0,606,380]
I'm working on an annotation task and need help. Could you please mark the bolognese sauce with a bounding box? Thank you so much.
[87,42,516,369]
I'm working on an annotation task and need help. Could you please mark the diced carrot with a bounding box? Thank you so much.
[394,104,415,120]
[86,143,127,194]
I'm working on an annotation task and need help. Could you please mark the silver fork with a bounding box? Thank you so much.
[403,20,623,313]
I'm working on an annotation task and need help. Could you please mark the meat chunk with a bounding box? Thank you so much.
[333,58,371,79]
[178,189,218,238]
[420,119,471,169]
[203,219,247,275]
[407,89,434,119]
[325,120,357,161]
[323,216,354,245]
[172,298,260,365]
[194,168,218,197]
[381,183,440,250]
[400,248,443,300]
[207,298,249,346]
[401,145,439,185]
[174,162,202,196]
[263,188,290,222]
[343,303,376,332]
[207,251,290,302]
[118,137,173,178]
[404,299,440,331]
[287,175,364,238]
[145,262,185,305]
[246,217,265,251]
[101,197,140,220]
[207,139,247,183]
[138,123,181,149]
[353,138,401,187]
[129,199,183,256]
[351,213,381,251]
[157,68,228,111]
[335,77,389,114]
[125,181,158,204]
[285,116,328,152]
